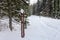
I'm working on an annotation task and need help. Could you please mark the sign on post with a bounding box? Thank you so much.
[20,9,25,38]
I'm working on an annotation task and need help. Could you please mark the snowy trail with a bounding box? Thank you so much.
[40,17,60,32]
[0,15,60,40]
[26,15,60,40]
[40,20,60,32]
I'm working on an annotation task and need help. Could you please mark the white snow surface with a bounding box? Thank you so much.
[0,15,60,40]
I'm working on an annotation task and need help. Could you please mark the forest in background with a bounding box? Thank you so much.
[32,0,60,19]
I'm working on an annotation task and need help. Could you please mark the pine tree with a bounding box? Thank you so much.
[0,0,29,31]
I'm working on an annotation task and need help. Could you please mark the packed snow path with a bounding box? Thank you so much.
[0,15,60,40]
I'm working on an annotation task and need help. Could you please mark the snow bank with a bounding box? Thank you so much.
[0,17,20,31]
[0,15,60,40]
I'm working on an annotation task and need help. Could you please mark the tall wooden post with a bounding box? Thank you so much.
[19,9,25,38]
[20,13,25,38]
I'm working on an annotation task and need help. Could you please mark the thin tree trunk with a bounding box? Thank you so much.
[8,0,12,31]
[9,12,12,31]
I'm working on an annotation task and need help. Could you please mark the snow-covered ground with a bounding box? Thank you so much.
[0,15,60,40]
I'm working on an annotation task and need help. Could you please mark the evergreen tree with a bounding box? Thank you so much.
[0,0,29,31]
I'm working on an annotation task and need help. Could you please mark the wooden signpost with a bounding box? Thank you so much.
[20,9,25,38]
[20,13,25,38]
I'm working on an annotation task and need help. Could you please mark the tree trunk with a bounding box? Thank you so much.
[9,12,12,31]
[8,0,12,31]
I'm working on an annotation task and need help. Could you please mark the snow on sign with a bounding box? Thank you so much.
[20,9,24,13]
